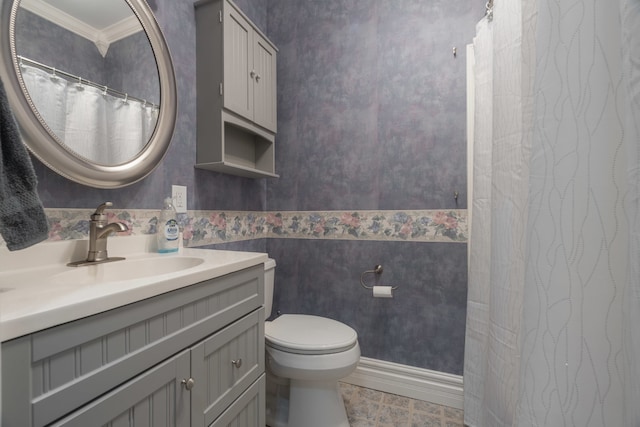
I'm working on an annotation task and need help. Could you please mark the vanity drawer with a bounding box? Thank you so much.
[2,264,263,427]
[192,308,265,426]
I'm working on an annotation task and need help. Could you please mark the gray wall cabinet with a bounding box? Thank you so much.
[195,0,278,178]
[221,2,277,133]
[2,265,266,427]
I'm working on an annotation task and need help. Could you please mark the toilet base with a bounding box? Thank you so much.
[288,379,349,427]
[266,371,350,427]
[266,370,289,427]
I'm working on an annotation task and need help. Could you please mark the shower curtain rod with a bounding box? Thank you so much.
[17,55,159,109]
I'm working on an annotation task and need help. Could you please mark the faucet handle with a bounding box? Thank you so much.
[91,202,113,221]
[94,202,113,214]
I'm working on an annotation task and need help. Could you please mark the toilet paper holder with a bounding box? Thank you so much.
[360,265,398,290]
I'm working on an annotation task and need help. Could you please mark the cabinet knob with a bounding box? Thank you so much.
[181,378,195,390]
[255,74,261,83]
[250,70,256,79]
[231,358,243,368]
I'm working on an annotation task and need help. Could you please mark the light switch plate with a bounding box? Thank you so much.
[172,185,187,213]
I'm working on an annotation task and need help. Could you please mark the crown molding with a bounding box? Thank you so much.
[102,15,144,45]
[19,0,142,57]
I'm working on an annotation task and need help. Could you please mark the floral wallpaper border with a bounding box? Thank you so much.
[3,208,468,248]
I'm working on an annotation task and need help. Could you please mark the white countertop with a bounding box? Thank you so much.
[0,236,268,342]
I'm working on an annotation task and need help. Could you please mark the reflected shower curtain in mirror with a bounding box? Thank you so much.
[464,0,640,426]
[108,94,156,165]
[19,64,157,165]
[64,79,109,163]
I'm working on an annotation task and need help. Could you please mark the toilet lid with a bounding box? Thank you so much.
[265,314,358,355]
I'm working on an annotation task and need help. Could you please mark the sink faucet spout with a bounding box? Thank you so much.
[67,202,128,266]
[96,222,128,239]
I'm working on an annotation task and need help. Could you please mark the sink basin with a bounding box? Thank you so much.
[0,235,269,342]
[51,256,205,286]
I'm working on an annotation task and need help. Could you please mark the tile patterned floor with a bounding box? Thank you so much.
[339,383,464,427]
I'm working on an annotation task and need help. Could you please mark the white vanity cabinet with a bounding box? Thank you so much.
[195,0,278,178]
[1,264,266,427]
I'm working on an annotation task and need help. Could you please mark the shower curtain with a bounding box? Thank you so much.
[464,0,640,426]
[20,64,158,165]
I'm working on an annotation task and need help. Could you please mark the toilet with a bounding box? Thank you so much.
[263,259,360,427]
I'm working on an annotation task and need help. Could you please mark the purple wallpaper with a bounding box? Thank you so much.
[15,10,105,83]
[105,32,160,105]
[267,238,468,374]
[15,0,483,375]
[266,0,478,211]
[15,11,158,104]
[262,0,481,374]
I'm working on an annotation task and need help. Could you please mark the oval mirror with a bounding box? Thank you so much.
[0,0,176,188]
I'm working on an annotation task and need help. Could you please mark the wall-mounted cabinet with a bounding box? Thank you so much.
[195,0,278,178]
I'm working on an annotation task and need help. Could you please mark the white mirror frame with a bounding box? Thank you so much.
[0,0,177,188]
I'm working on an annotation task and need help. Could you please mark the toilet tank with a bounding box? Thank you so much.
[264,258,276,317]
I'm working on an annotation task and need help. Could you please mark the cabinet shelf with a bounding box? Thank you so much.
[195,0,278,178]
[195,111,279,178]
[196,160,279,178]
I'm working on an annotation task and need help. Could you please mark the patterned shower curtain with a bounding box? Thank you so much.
[464,0,640,426]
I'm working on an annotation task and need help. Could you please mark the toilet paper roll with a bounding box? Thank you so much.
[372,285,393,298]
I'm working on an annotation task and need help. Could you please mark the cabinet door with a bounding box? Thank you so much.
[252,34,277,132]
[223,2,253,121]
[191,308,265,427]
[51,350,191,427]
[210,375,265,427]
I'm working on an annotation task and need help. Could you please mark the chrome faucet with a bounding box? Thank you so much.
[68,202,128,267]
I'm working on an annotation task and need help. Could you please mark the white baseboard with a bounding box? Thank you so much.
[341,357,464,410]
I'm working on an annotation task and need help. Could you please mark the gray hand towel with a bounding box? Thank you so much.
[0,77,49,251]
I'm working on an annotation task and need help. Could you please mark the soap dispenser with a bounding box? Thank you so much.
[157,197,179,253]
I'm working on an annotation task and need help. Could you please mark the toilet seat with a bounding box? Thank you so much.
[265,314,358,355]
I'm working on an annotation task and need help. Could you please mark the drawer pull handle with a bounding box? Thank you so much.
[181,378,195,390]
[231,358,243,368]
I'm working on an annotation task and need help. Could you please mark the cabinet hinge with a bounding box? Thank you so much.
[219,82,223,95]
[219,10,223,23]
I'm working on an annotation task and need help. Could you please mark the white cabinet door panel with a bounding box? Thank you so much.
[52,350,190,427]
[253,35,277,132]
[223,5,253,120]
